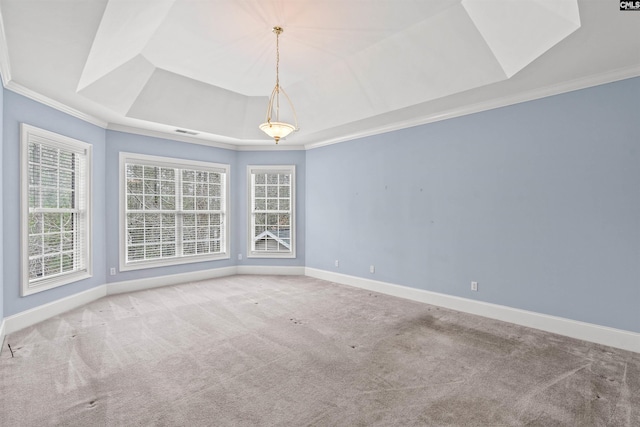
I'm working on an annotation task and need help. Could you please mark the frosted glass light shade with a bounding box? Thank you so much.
[259,121,296,143]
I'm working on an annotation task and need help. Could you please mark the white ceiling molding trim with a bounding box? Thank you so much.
[106,123,239,151]
[107,122,305,151]
[304,64,640,151]
[5,81,108,129]
[235,144,305,152]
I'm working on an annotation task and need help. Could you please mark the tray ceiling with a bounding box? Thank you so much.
[0,0,638,148]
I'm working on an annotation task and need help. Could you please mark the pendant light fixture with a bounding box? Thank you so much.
[259,26,298,144]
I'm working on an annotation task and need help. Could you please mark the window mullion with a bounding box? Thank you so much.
[250,175,256,252]
[73,153,79,271]
[31,208,80,213]
[176,169,183,257]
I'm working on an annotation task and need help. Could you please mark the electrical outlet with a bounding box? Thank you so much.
[110,267,116,276]
[370,265,375,274]
[471,281,478,291]
[335,260,339,267]
[238,253,243,260]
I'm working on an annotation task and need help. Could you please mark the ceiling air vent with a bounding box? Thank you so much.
[175,129,199,136]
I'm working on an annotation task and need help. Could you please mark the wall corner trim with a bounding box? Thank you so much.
[0,319,6,352]
[304,267,640,354]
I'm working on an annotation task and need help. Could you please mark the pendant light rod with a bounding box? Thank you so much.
[274,26,282,123]
[259,26,299,144]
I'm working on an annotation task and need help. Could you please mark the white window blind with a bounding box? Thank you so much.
[21,124,92,296]
[121,153,229,270]
[248,166,295,258]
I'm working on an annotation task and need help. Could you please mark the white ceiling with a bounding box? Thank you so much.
[0,0,638,149]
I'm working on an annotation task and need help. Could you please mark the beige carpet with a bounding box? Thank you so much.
[1,275,638,426]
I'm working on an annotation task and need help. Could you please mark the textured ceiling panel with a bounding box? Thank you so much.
[78,54,155,114]
[462,0,581,77]
[126,68,257,138]
[77,0,176,91]
[342,3,507,113]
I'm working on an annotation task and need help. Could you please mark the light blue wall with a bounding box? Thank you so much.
[306,77,640,333]
[3,90,107,317]
[104,130,238,283]
[2,101,305,318]
[2,77,637,335]
[235,150,306,267]
[104,132,306,283]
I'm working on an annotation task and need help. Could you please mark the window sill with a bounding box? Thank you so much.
[120,253,230,272]
[247,252,296,259]
[22,270,93,296]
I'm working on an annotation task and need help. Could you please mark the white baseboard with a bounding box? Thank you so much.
[106,266,237,295]
[3,285,107,336]
[107,265,305,295]
[1,265,307,339]
[237,265,305,276]
[305,268,640,354]
[106,265,304,295]
[4,267,637,354]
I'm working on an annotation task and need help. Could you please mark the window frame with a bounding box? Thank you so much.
[20,124,93,296]
[119,152,230,272]
[247,165,296,259]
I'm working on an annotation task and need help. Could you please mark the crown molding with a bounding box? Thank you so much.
[1,44,637,152]
[107,123,306,151]
[0,13,107,128]
[304,65,640,151]
[235,143,305,151]
[106,123,239,151]
[0,10,107,129]
[5,81,108,128]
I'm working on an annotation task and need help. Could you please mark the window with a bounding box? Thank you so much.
[248,165,295,258]
[20,124,92,296]
[120,153,229,271]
